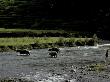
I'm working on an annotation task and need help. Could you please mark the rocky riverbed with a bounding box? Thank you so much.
[0,44,110,82]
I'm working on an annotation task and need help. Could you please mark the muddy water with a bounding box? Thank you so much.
[0,44,110,82]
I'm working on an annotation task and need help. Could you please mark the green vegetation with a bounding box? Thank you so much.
[0,28,98,51]
[0,37,93,46]
[87,63,107,72]
[0,37,96,52]
[0,28,65,33]
[92,34,99,45]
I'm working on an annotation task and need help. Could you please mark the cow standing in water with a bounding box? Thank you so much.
[105,49,109,58]
[48,47,60,58]
[105,49,109,63]
[16,49,30,56]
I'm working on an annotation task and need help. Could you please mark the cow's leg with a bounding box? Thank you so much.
[25,51,30,55]
[28,52,30,55]
[49,53,52,58]
[55,52,57,58]
[51,55,53,58]
[55,54,57,58]
[53,53,55,58]
[53,53,57,58]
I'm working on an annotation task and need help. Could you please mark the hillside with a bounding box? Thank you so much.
[0,0,110,39]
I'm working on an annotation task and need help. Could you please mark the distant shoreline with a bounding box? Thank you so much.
[0,37,96,52]
[0,28,97,52]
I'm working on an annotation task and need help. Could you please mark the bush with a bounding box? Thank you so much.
[92,34,98,45]
[64,38,75,47]
[75,39,85,46]
[68,38,75,43]
[56,37,65,46]
[87,63,106,72]
[0,46,11,52]
[86,39,95,46]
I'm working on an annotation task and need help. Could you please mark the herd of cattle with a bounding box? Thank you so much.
[16,47,110,59]
[16,47,60,58]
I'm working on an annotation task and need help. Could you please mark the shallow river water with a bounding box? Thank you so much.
[0,44,110,82]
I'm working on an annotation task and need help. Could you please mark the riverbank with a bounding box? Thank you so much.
[0,37,96,52]
[0,28,98,52]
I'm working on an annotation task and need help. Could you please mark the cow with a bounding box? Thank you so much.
[105,48,110,63]
[48,47,60,53]
[48,47,60,58]
[105,49,109,58]
[16,49,30,56]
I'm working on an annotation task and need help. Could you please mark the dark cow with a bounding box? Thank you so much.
[104,49,110,63]
[48,47,60,53]
[105,49,109,58]
[49,51,57,58]
[48,47,60,58]
[16,49,30,56]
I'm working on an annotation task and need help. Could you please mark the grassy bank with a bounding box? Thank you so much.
[0,28,98,51]
[0,37,96,52]
[0,28,65,33]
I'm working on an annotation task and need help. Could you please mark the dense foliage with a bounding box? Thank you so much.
[0,0,110,39]
[0,37,95,51]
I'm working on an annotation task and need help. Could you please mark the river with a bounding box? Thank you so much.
[0,43,110,82]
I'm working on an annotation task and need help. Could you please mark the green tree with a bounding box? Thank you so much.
[0,0,15,9]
